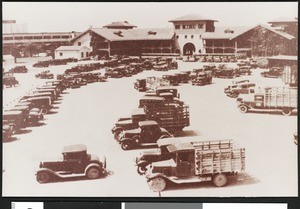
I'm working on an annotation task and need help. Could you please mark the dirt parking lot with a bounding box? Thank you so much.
[2,58,297,197]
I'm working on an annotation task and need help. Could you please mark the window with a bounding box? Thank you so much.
[175,24,180,29]
[3,37,13,40]
[14,36,24,40]
[34,36,42,39]
[44,36,51,39]
[53,35,61,39]
[176,35,179,39]
[61,35,70,38]
[59,52,63,56]
[184,35,187,39]
[183,24,195,29]
[24,36,33,40]
[199,35,202,38]
[198,24,204,29]
[191,35,194,39]
[78,42,81,46]
[86,52,89,57]
[81,52,84,58]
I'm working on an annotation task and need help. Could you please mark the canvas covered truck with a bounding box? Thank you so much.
[145,139,245,192]
[282,65,297,87]
[237,87,297,116]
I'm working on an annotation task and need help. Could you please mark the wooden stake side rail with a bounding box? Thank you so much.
[195,148,245,175]
[264,87,297,108]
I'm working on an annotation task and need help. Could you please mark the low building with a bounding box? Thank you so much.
[54,45,91,60]
[71,21,177,57]
[201,24,296,57]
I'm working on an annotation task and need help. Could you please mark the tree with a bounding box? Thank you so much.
[11,47,20,63]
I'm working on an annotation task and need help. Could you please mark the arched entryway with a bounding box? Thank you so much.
[183,43,196,55]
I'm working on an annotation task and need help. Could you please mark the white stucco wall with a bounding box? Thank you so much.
[72,31,91,48]
[54,47,91,60]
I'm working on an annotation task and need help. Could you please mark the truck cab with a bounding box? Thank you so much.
[3,110,26,134]
[118,120,172,150]
[111,108,147,140]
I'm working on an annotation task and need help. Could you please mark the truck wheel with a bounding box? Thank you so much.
[121,141,132,150]
[137,164,147,175]
[36,171,51,184]
[41,108,48,114]
[213,173,228,187]
[282,108,292,116]
[231,92,238,98]
[148,177,167,192]
[239,105,248,113]
[86,167,101,179]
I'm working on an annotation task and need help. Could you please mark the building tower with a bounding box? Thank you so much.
[169,14,218,55]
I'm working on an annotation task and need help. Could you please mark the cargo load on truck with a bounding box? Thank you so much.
[145,139,245,192]
[237,87,297,116]
[146,77,170,92]
[282,65,297,87]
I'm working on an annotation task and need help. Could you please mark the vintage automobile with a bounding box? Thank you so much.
[175,71,190,83]
[3,72,19,88]
[36,71,54,79]
[169,60,178,69]
[238,66,252,75]
[153,61,169,71]
[134,79,147,92]
[192,71,213,86]
[3,124,13,139]
[224,82,256,98]
[118,120,172,150]
[261,67,283,78]
[213,68,236,78]
[21,96,52,114]
[162,75,179,86]
[112,108,147,140]
[6,105,44,126]
[9,65,28,73]
[2,110,27,134]
[36,144,107,183]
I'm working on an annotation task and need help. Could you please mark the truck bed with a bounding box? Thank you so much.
[264,87,297,108]
[195,148,245,175]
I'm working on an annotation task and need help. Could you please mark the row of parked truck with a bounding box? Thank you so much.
[33,58,78,68]
[3,80,66,139]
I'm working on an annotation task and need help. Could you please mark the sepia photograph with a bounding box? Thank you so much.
[2,2,298,197]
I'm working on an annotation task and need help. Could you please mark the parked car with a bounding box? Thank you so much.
[2,111,27,134]
[261,67,283,78]
[9,65,28,73]
[36,144,107,183]
[134,79,147,92]
[118,120,172,150]
[3,72,19,88]
[36,71,54,79]
[224,82,256,98]
[192,71,213,86]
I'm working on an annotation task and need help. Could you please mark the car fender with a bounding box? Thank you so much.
[112,126,124,133]
[119,137,133,143]
[136,160,149,167]
[146,173,167,181]
[36,168,57,176]
[84,163,101,174]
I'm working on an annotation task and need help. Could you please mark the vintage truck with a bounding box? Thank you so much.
[237,87,297,116]
[224,81,256,98]
[3,72,19,88]
[2,110,27,134]
[145,139,245,192]
[118,120,173,150]
[192,71,213,86]
[36,144,107,183]
[135,136,232,174]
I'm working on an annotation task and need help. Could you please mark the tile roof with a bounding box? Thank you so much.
[169,13,218,22]
[201,24,295,40]
[90,28,175,41]
[103,21,137,28]
[268,17,298,23]
[55,45,90,51]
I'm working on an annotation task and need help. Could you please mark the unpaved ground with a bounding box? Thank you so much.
[2,58,298,197]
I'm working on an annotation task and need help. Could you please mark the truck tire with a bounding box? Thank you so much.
[231,92,238,98]
[41,108,48,114]
[137,164,147,175]
[36,171,51,184]
[239,105,248,113]
[121,141,132,150]
[213,173,228,187]
[282,108,292,116]
[86,167,101,179]
[148,177,167,192]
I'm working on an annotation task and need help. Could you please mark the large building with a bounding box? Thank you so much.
[70,21,177,57]
[67,15,298,58]
[168,14,217,55]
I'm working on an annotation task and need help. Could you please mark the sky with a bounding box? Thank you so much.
[2,2,298,33]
